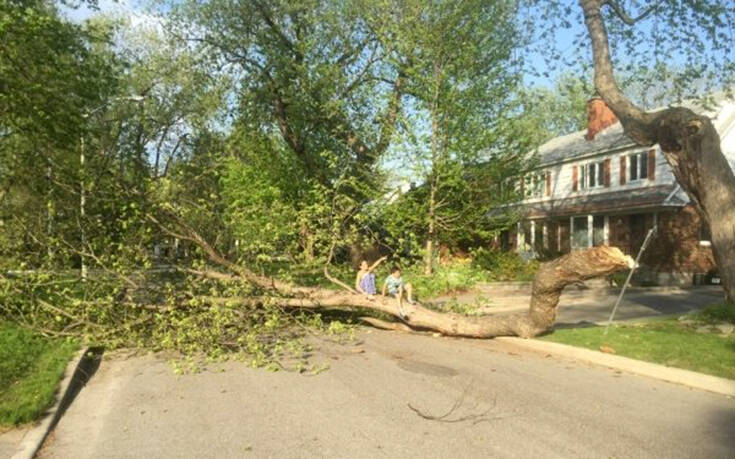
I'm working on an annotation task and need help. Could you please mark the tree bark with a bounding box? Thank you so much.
[157,214,633,339]
[425,60,443,276]
[579,0,735,302]
[425,180,436,275]
[220,246,633,339]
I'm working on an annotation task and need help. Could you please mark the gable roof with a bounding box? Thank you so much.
[533,92,735,167]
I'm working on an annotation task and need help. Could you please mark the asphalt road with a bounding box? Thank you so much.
[438,285,726,325]
[39,329,734,458]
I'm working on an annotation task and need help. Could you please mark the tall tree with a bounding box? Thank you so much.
[372,0,527,274]
[169,0,402,186]
[571,0,735,303]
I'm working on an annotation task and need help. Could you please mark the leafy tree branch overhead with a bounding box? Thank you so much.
[0,0,733,365]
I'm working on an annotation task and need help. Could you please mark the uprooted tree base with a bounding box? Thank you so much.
[191,244,634,339]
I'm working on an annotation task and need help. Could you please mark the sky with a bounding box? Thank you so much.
[61,0,583,89]
[58,0,732,187]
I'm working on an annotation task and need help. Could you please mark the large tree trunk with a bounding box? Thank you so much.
[157,217,633,339]
[282,246,632,338]
[207,246,632,339]
[580,0,735,303]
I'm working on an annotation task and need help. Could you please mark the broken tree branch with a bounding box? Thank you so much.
[602,0,661,25]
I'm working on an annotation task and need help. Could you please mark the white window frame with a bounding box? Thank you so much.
[628,151,648,182]
[579,161,605,190]
[524,172,544,198]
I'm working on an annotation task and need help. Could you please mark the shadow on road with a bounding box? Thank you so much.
[710,406,735,451]
[552,320,600,330]
[49,347,104,433]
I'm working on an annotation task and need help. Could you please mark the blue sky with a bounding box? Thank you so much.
[62,0,581,89]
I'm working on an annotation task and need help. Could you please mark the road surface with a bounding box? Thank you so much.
[39,329,734,458]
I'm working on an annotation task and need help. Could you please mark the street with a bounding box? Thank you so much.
[39,329,734,458]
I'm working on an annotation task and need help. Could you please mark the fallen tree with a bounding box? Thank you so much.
[252,246,633,339]
[162,217,634,339]
[1,214,635,371]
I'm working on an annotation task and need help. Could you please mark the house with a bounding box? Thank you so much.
[501,93,735,286]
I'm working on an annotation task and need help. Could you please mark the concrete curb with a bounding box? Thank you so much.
[11,347,91,459]
[497,337,735,398]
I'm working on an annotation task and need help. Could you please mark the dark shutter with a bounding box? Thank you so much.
[619,156,626,185]
[648,149,656,180]
[604,158,611,187]
[572,166,578,191]
[545,171,551,196]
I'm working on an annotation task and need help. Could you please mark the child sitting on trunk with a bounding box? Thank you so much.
[382,265,414,318]
[355,256,387,298]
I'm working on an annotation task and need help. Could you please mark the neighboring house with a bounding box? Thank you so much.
[501,94,735,286]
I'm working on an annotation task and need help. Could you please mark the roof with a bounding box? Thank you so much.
[504,184,687,219]
[534,92,735,167]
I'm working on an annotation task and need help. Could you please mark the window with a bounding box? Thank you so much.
[571,217,588,249]
[628,152,648,181]
[592,216,605,246]
[571,215,607,250]
[524,172,544,198]
[580,161,605,189]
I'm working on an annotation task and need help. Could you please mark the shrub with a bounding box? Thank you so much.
[406,259,488,299]
[694,302,735,325]
[471,247,539,281]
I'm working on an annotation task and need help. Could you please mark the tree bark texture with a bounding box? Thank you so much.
[580,0,735,302]
[225,246,632,339]
[157,217,632,339]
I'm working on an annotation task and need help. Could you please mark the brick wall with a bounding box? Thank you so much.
[645,206,715,273]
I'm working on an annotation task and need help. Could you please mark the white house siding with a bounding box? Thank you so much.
[521,97,735,208]
[522,145,675,206]
[715,103,735,172]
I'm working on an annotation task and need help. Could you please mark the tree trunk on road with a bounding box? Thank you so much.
[282,247,632,338]
[580,0,735,303]
[156,216,633,339]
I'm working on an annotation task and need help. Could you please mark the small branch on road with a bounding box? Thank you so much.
[408,388,509,425]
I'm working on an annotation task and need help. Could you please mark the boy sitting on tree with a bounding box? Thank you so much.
[382,265,414,318]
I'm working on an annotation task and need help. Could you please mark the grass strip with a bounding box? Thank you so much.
[541,318,735,380]
[0,322,78,426]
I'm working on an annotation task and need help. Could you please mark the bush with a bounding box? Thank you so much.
[406,259,488,299]
[470,247,539,281]
[694,302,735,325]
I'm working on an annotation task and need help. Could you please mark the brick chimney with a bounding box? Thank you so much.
[587,97,619,140]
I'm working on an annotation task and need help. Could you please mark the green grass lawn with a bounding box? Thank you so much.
[541,317,735,380]
[0,321,78,426]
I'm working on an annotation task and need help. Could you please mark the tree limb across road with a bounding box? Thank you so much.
[165,209,634,339]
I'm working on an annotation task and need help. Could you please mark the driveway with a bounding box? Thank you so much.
[39,329,734,458]
[434,285,725,325]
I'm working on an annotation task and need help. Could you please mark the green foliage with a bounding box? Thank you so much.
[375,0,530,262]
[471,247,540,282]
[405,259,489,299]
[429,297,486,316]
[541,319,735,379]
[0,321,78,426]
[694,303,735,325]
[521,1,734,100]
[516,73,591,147]
[0,0,120,147]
